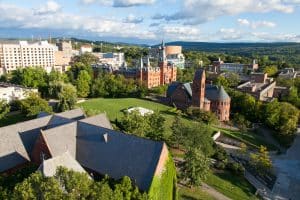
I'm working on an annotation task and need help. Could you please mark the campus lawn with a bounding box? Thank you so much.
[77,98,192,136]
[178,186,216,200]
[212,127,278,151]
[205,171,258,200]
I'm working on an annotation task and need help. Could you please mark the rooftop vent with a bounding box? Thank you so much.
[103,133,108,143]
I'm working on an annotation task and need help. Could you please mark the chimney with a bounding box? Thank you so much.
[103,133,108,143]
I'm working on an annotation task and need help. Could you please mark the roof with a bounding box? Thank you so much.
[193,69,205,80]
[0,109,85,173]
[205,85,230,101]
[0,115,52,172]
[55,108,85,121]
[167,82,230,101]
[183,82,192,97]
[0,109,167,192]
[38,151,87,177]
[42,116,165,191]
[166,82,180,97]
[79,114,112,129]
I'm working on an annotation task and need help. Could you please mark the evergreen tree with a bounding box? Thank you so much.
[76,70,91,98]
[181,148,210,187]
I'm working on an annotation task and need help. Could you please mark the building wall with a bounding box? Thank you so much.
[32,133,52,164]
[169,85,191,109]
[0,84,38,103]
[165,46,182,55]
[0,41,56,74]
[210,99,231,121]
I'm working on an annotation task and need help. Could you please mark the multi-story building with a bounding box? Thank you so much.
[278,68,300,79]
[0,41,57,75]
[149,43,185,69]
[92,52,125,68]
[167,69,231,121]
[0,82,38,103]
[211,58,258,74]
[80,44,92,54]
[237,73,276,101]
[54,41,73,67]
[93,42,177,89]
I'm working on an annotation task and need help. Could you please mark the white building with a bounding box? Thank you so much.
[167,53,185,69]
[0,41,57,75]
[80,45,92,54]
[0,82,38,103]
[93,52,125,68]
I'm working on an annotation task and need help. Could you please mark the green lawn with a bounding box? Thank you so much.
[205,171,258,200]
[77,98,193,137]
[0,113,33,127]
[179,186,216,200]
[212,127,278,151]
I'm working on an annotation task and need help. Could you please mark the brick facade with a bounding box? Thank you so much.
[167,69,231,121]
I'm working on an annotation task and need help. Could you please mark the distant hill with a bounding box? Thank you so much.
[162,41,300,67]
[164,41,300,51]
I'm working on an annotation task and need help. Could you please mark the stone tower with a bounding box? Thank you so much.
[192,69,206,109]
[159,40,167,85]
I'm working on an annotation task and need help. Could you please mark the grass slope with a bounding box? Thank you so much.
[178,186,216,200]
[212,127,278,151]
[205,171,258,200]
[77,98,187,136]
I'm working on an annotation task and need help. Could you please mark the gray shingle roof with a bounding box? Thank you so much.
[55,108,85,121]
[1,109,166,192]
[0,109,85,173]
[42,116,164,191]
[0,115,52,172]
[38,151,87,177]
[205,85,230,101]
[79,114,112,129]
[166,82,180,97]
[167,82,230,102]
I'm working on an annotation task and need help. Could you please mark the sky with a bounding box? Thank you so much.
[0,0,300,44]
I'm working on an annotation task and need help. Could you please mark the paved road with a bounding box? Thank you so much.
[271,130,300,200]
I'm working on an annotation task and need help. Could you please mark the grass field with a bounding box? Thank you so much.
[212,127,278,151]
[179,186,216,200]
[77,98,193,137]
[205,171,258,200]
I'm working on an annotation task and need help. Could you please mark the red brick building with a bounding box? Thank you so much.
[93,41,176,89]
[167,69,231,121]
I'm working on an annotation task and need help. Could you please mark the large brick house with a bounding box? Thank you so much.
[0,109,176,199]
[93,41,177,89]
[167,69,231,121]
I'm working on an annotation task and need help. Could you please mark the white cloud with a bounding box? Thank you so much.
[154,0,298,24]
[237,19,250,26]
[155,25,202,41]
[81,0,155,7]
[218,28,243,40]
[251,32,300,42]
[123,14,144,24]
[34,0,61,15]
[238,18,276,29]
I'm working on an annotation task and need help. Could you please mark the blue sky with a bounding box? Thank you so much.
[0,0,300,44]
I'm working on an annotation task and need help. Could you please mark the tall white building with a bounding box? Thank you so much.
[0,41,57,75]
